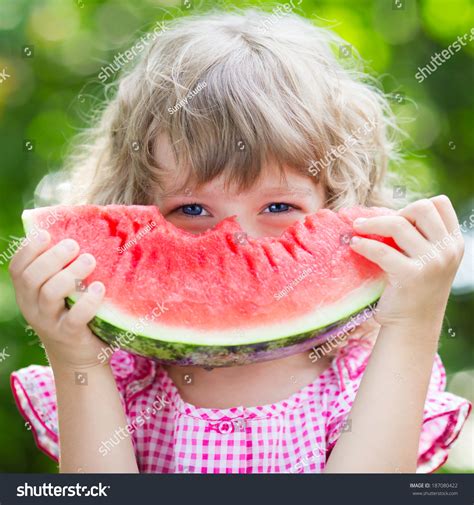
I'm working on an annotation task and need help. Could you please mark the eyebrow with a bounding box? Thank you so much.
[160,187,313,200]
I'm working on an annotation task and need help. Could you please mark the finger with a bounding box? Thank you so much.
[21,239,80,297]
[8,230,51,279]
[353,216,429,257]
[430,195,462,241]
[350,236,410,274]
[59,282,105,336]
[38,253,97,317]
[399,199,448,243]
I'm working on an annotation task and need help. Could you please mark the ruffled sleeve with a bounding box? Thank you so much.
[10,365,59,461]
[324,338,472,473]
[10,350,157,463]
[416,354,472,472]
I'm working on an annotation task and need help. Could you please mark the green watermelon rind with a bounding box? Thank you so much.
[65,292,381,367]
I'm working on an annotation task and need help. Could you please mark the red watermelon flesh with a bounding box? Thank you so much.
[22,205,396,366]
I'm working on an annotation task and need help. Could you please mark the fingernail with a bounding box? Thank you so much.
[90,282,104,295]
[62,239,77,252]
[38,230,49,243]
[350,236,360,245]
[354,218,366,226]
[80,254,94,266]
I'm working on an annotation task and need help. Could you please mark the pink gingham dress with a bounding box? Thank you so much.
[10,337,471,473]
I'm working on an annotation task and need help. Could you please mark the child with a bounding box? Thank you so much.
[9,9,471,473]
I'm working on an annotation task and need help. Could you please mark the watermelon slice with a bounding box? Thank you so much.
[21,205,396,367]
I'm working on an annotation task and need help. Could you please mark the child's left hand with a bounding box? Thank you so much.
[350,195,465,332]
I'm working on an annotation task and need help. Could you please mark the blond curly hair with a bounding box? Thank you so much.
[38,7,400,213]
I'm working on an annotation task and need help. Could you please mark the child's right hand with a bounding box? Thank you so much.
[9,230,109,370]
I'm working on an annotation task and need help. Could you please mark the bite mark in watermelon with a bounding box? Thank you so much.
[21,205,396,367]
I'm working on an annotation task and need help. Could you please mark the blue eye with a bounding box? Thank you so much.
[264,203,292,213]
[180,204,209,217]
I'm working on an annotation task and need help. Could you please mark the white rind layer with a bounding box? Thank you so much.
[68,279,384,345]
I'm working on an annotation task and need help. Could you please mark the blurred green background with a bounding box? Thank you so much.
[0,0,472,473]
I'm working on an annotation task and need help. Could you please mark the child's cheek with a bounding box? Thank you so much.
[256,214,306,238]
[164,216,216,235]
